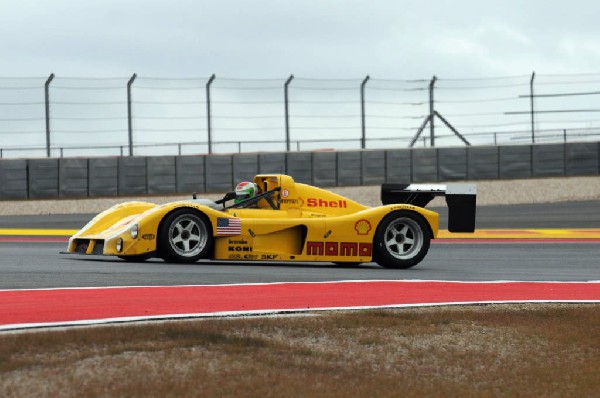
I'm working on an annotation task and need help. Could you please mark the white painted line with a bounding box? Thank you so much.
[2,299,599,332]
[1,279,599,292]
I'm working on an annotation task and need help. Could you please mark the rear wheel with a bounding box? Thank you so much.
[373,211,430,269]
[158,209,213,263]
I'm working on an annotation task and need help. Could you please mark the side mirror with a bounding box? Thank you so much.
[223,191,236,201]
[216,191,237,205]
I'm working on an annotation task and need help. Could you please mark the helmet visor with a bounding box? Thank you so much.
[236,192,252,201]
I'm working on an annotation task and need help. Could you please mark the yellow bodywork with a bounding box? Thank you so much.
[67,174,439,263]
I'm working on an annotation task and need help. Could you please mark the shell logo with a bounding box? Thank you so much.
[354,219,372,235]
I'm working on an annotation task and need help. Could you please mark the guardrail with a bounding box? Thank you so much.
[1,142,598,200]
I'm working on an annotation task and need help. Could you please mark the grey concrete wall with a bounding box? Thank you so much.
[287,152,313,184]
[28,159,59,199]
[532,144,565,177]
[59,158,88,197]
[438,147,467,181]
[499,145,532,179]
[412,148,438,182]
[385,149,411,183]
[233,154,259,183]
[565,142,599,176]
[205,155,233,192]
[337,151,362,186]
[468,146,499,180]
[312,151,337,186]
[176,155,205,193]
[89,158,118,197]
[0,159,28,199]
[147,156,176,194]
[259,153,286,174]
[3,141,599,200]
[118,157,147,195]
[362,150,386,185]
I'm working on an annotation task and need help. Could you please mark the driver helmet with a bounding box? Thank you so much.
[234,181,259,203]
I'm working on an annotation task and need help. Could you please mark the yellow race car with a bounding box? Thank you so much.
[66,174,476,269]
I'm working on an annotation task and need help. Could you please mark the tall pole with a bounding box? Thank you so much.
[127,73,137,156]
[284,74,294,152]
[44,73,55,158]
[206,74,216,154]
[360,75,370,149]
[429,76,437,147]
[530,71,535,143]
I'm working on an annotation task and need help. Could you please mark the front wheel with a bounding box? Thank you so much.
[158,209,213,263]
[373,211,431,269]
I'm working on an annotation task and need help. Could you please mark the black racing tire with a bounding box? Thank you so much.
[158,209,213,263]
[118,253,152,262]
[373,211,431,269]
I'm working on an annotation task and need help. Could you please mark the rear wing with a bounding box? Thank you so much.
[381,184,476,233]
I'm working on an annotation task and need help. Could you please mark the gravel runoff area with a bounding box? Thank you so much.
[0,176,598,216]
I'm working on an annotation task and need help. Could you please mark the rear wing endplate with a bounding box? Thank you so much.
[381,184,476,233]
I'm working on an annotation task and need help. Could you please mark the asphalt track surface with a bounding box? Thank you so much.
[0,201,598,289]
[1,200,599,230]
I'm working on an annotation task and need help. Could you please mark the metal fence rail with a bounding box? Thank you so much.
[2,129,600,160]
[2,73,600,158]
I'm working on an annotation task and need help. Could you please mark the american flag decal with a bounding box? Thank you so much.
[216,217,242,235]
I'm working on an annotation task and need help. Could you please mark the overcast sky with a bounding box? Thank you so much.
[1,0,600,157]
[2,0,600,79]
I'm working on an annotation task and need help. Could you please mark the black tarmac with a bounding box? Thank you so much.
[1,201,599,289]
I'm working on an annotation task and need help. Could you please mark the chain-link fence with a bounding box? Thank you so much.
[1,72,600,158]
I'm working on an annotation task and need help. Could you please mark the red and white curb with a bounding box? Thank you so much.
[1,280,599,332]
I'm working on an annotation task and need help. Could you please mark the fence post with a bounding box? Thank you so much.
[429,76,437,147]
[530,71,535,143]
[360,75,370,149]
[206,74,216,154]
[284,74,294,152]
[127,73,137,156]
[44,73,55,158]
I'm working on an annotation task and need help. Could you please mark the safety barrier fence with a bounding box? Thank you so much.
[2,128,600,160]
[0,142,598,200]
[4,73,600,159]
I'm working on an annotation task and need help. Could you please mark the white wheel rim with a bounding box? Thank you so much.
[383,217,423,260]
[168,214,208,258]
